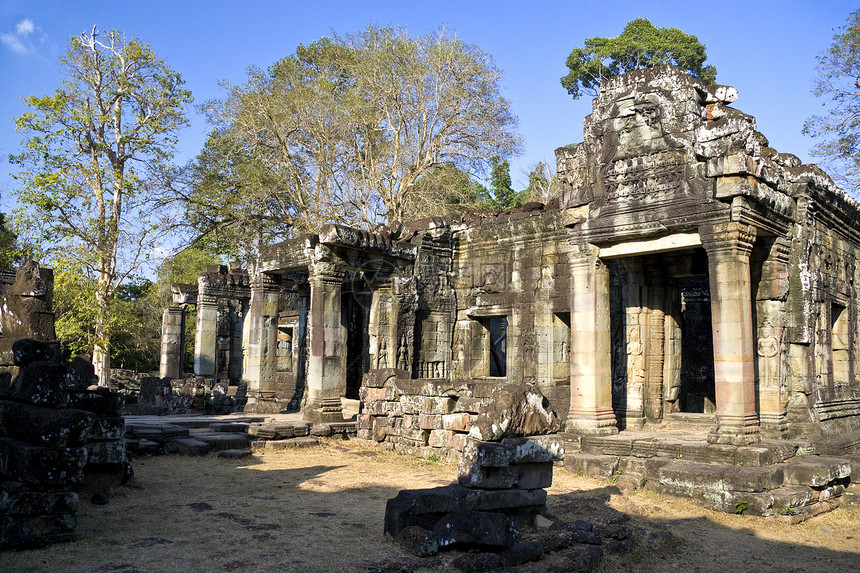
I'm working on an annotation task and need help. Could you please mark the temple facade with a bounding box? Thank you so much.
[161,66,860,451]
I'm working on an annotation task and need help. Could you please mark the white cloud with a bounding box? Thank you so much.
[15,19,34,37]
[2,18,43,55]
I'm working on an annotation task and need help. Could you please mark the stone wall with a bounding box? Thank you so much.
[0,262,127,548]
[357,368,562,460]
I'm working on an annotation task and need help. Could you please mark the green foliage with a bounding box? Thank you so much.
[734,500,748,515]
[9,27,191,383]
[487,156,527,210]
[0,213,19,271]
[803,10,860,196]
[561,18,717,99]
[406,164,490,216]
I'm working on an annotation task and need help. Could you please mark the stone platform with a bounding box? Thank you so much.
[564,427,860,518]
[123,410,357,457]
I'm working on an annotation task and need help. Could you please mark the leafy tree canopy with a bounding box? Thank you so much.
[187,24,521,260]
[561,18,717,99]
[803,9,860,196]
[9,27,192,385]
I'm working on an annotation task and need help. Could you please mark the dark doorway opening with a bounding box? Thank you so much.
[342,290,370,400]
[679,276,716,413]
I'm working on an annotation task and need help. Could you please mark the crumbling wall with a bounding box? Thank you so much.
[0,262,127,548]
[358,368,561,460]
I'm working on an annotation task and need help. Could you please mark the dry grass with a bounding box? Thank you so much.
[2,439,859,573]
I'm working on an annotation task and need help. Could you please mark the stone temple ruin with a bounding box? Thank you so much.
[154,65,860,516]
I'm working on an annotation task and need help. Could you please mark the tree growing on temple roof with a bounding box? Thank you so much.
[188,24,521,259]
[803,9,860,197]
[560,18,717,99]
[10,26,192,386]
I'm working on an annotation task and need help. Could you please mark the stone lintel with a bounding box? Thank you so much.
[598,232,702,259]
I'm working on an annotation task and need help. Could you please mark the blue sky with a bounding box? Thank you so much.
[0,0,856,217]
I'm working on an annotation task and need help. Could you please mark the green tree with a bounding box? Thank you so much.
[0,213,18,271]
[803,9,860,196]
[191,24,520,256]
[487,156,527,210]
[561,18,717,99]
[405,164,490,217]
[10,27,192,386]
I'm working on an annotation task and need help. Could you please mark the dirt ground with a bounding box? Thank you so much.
[2,439,859,573]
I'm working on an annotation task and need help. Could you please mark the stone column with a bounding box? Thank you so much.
[304,263,345,423]
[245,274,280,406]
[194,294,218,378]
[646,266,666,422]
[702,222,760,445]
[567,244,617,436]
[160,306,185,379]
[757,237,790,438]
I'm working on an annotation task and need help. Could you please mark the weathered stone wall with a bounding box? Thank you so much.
[0,262,127,548]
[357,368,562,460]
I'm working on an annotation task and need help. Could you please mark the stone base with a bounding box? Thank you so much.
[302,398,344,423]
[243,397,285,415]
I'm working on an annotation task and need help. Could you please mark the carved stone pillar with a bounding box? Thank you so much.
[618,259,646,430]
[304,263,346,423]
[160,306,185,379]
[568,244,617,435]
[702,222,760,445]
[244,274,280,407]
[194,294,218,378]
[757,237,790,438]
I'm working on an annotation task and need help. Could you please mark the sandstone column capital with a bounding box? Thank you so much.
[699,222,757,258]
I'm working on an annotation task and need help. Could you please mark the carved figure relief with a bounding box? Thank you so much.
[757,325,780,390]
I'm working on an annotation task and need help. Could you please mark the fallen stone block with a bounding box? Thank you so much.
[164,437,210,456]
[0,361,68,407]
[0,438,87,485]
[0,489,78,516]
[517,462,553,489]
[563,452,619,478]
[90,417,125,441]
[85,441,127,465]
[434,510,516,550]
[0,512,76,547]
[217,449,253,460]
[0,401,93,447]
[263,437,320,450]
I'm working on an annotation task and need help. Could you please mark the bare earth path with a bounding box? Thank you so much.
[2,439,859,573]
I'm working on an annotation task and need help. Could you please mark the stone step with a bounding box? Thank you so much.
[208,422,251,433]
[124,423,190,442]
[252,436,320,450]
[191,431,249,451]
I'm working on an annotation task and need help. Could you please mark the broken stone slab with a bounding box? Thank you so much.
[0,487,78,516]
[433,510,517,550]
[164,437,210,456]
[0,401,93,447]
[0,438,88,485]
[310,423,333,437]
[256,436,320,450]
[124,422,189,442]
[782,456,852,487]
[135,439,163,456]
[0,361,69,407]
[208,422,251,434]
[466,384,560,441]
[384,484,547,538]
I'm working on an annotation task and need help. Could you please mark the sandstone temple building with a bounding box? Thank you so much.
[160,65,860,455]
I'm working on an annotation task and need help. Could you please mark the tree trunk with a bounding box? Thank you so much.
[93,268,112,388]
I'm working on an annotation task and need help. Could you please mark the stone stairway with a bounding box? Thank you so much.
[564,430,860,519]
[123,414,357,457]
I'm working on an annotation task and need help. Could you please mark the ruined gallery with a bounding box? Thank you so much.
[158,66,860,513]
